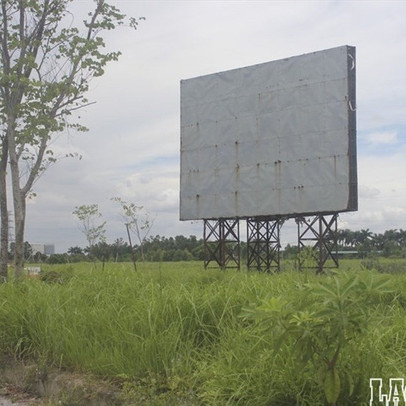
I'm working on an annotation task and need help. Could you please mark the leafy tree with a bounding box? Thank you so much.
[73,204,106,248]
[358,228,373,244]
[112,237,130,262]
[137,234,204,262]
[371,233,385,251]
[9,240,32,261]
[46,253,68,264]
[67,246,83,255]
[398,229,406,257]
[86,240,112,267]
[32,251,47,263]
[283,243,298,259]
[66,245,87,262]
[111,197,155,263]
[0,1,143,280]
[337,228,406,258]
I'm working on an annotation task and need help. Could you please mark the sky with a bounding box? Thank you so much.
[23,0,406,253]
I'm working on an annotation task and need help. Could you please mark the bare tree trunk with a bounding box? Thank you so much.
[134,221,145,262]
[0,140,8,283]
[126,223,137,272]
[7,122,26,279]
[11,187,26,279]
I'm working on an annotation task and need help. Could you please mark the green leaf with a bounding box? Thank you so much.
[346,370,355,397]
[316,364,328,386]
[340,274,359,297]
[257,296,287,313]
[324,368,340,404]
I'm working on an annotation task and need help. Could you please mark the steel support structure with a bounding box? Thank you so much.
[203,219,240,269]
[296,214,339,274]
[247,217,282,272]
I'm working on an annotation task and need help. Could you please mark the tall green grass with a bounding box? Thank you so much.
[1,261,406,405]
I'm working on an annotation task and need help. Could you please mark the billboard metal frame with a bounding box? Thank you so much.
[247,217,282,272]
[296,214,339,274]
[202,214,339,273]
[203,219,240,269]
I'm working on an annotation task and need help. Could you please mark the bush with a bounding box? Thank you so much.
[361,258,406,273]
[40,267,74,284]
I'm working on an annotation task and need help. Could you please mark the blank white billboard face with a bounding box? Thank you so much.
[180,45,357,220]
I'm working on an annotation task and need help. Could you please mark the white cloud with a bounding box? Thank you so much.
[116,169,179,214]
[358,185,381,199]
[363,131,398,145]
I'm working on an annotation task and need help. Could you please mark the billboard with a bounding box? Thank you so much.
[180,45,357,220]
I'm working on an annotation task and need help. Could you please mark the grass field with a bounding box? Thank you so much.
[1,259,406,405]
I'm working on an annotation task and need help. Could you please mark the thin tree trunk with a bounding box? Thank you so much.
[0,139,8,283]
[12,191,26,279]
[8,123,26,279]
[134,221,145,262]
[126,223,137,272]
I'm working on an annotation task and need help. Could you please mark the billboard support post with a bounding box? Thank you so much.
[203,219,240,269]
[296,214,339,273]
[247,217,282,272]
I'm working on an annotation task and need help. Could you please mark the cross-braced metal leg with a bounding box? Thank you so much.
[296,214,338,273]
[203,219,240,269]
[247,217,282,272]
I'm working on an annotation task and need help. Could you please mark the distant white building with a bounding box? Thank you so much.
[31,243,55,256]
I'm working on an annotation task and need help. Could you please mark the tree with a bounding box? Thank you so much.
[0,138,8,281]
[112,237,129,262]
[73,204,106,249]
[111,197,155,263]
[32,251,47,263]
[86,240,112,267]
[9,240,32,260]
[0,1,143,280]
[398,229,406,257]
[67,246,83,255]
[371,233,385,251]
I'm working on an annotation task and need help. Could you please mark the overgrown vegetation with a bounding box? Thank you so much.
[27,235,207,264]
[337,228,406,257]
[20,227,406,269]
[23,226,406,266]
[1,260,406,405]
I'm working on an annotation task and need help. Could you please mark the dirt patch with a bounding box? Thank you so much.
[0,357,198,405]
[0,389,38,405]
[0,357,120,405]
[0,380,40,405]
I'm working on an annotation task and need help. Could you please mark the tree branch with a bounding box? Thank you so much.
[21,133,47,196]
[0,1,11,84]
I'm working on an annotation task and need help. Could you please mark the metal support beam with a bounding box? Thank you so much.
[296,214,339,273]
[247,217,282,272]
[203,219,240,269]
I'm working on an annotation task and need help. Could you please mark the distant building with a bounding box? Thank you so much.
[31,243,55,256]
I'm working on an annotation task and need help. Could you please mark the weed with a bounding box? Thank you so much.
[0,261,405,405]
